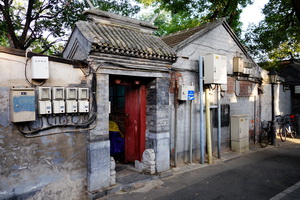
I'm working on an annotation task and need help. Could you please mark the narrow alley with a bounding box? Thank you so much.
[101,138,300,200]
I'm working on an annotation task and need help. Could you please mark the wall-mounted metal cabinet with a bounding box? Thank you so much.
[10,88,36,122]
[204,54,227,84]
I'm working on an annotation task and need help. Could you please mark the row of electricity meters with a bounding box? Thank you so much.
[38,87,89,115]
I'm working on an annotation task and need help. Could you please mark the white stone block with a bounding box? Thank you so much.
[135,160,144,172]
[142,149,155,161]
[110,157,116,170]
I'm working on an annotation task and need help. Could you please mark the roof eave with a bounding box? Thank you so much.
[222,21,258,67]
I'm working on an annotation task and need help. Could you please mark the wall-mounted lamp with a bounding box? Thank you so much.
[115,79,121,84]
[268,69,278,84]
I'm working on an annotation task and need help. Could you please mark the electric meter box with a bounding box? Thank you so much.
[243,68,252,75]
[31,56,49,79]
[66,100,78,113]
[178,85,195,101]
[78,100,89,113]
[204,54,227,84]
[233,57,244,73]
[52,87,65,114]
[38,87,51,100]
[66,88,78,100]
[52,87,65,100]
[10,88,36,122]
[38,87,52,114]
[78,88,89,100]
[78,88,89,113]
[65,88,78,113]
[38,101,52,114]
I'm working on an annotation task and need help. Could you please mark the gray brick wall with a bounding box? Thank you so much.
[146,78,171,172]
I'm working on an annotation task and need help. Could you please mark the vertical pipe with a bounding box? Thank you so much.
[205,87,213,164]
[271,83,275,145]
[254,95,256,143]
[174,77,178,167]
[199,57,205,164]
[189,99,193,163]
[217,85,221,159]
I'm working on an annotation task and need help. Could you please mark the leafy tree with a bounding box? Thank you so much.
[244,0,300,67]
[139,9,202,36]
[137,0,253,37]
[0,0,140,55]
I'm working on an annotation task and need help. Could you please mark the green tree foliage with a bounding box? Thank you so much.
[244,0,300,67]
[137,0,253,37]
[0,0,140,54]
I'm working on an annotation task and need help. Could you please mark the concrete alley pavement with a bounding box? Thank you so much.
[100,138,300,200]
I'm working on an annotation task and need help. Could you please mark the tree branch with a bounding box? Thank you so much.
[292,0,300,23]
[20,0,35,46]
[39,39,63,54]
[1,0,20,48]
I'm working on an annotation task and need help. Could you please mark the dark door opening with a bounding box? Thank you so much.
[109,76,147,163]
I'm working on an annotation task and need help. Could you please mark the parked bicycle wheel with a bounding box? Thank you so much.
[259,130,269,148]
[290,125,297,138]
[278,126,286,142]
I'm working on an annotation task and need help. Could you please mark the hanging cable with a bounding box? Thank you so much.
[17,69,98,136]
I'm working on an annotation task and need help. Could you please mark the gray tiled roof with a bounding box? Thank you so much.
[76,20,177,61]
[162,19,224,48]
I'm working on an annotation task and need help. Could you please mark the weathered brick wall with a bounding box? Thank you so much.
[227,77,235,94]
[0,53,88,199]
[146,78,171,172]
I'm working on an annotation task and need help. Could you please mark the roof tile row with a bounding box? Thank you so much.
[76,20,177,61]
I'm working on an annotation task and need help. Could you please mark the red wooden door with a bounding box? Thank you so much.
[125,85,146,162]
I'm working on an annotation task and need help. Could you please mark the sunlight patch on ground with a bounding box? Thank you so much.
[285,137,300,144]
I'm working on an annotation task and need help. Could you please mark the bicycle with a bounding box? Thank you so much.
[259,121,272,148]
[274,115,284,142]
[281,115,297,140]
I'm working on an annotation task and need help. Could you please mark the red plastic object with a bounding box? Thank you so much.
[290,114,295,122]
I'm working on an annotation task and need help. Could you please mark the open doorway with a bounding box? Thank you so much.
[109,75,148,165]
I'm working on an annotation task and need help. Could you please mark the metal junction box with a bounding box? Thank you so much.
[178,85,195,101]
[10,88,36,122]
[31,56,49,79]
[78,88,89,113]
[204,54,227,84]
[52,87,65,114]
[78,101,89,113]
[230,114,249,152]
[233,57,244,73]
[38,87,52,115]
[66,88,78,113]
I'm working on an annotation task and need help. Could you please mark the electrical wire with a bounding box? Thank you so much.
[79,59,94,77]
[46,115,54,125]
[16,114,97,135]
[20,123,97,138]
[210,84,217,90]
[17,70,98,136]
[71,115,80,124]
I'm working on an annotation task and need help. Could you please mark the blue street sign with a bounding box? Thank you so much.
[188,90,195,100]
